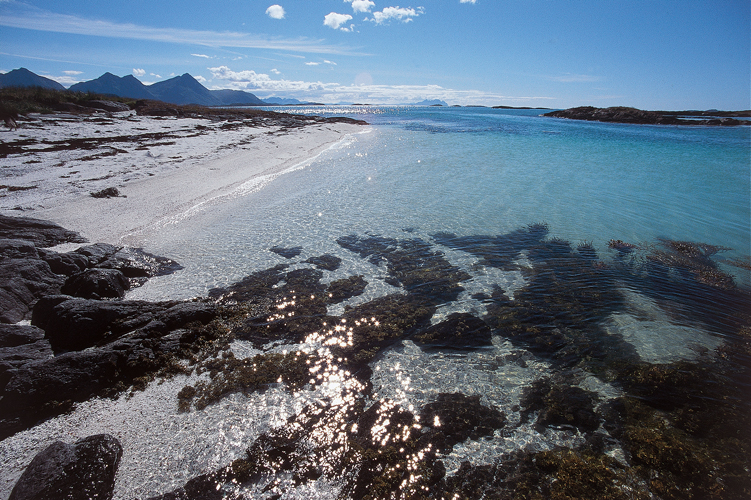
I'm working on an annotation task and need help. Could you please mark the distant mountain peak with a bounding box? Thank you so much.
[1,67,270,108]
[0,68,65,91]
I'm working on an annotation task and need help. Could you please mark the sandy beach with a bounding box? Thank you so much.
[0,110,364,246]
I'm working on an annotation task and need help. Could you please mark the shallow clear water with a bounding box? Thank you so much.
[130,107,750,299]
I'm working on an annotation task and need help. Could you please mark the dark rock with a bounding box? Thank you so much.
[0,214,86,248]
[9,434,122,500]
[74,243,120,266]
[413,312,493,349]
[90,187,124,198]
[161,301,218,330]
[0,239,39,259]
[37,248,89,276]
[61,268,130,299]
[97,247,184,281]
[31,296,213,353]
[269,245,303,259]
[0,325,52,388]
[0,259,65,323]
[0,340,53,385]
[32,296,170,352]
[0,323,45,347]
[4,348,122,408]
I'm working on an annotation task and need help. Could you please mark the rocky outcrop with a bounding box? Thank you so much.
[0,215,215,439]
[1,295,218,438]
[9,434,122,500]
[0,219,183,323]
[61,268,130,299]
[0,324,51,388]
[544,106,745,126]
[0,214,86,247]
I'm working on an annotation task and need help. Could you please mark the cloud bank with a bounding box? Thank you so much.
[370,6,425,24]
[209,65,552,106]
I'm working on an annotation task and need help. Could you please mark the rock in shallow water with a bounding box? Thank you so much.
[61,268,130,299]
[9,434,122,500]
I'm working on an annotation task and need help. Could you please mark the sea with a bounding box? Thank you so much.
[6,107,751,499]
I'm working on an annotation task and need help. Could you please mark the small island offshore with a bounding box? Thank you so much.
[544,106,750,126]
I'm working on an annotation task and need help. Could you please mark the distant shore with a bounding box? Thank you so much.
[543,106,751,126]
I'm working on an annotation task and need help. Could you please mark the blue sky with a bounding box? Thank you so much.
[1,0,749,109]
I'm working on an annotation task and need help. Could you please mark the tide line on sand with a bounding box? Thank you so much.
[0,111,364,247]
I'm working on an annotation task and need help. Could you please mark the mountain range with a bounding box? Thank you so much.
[0,68,310,107]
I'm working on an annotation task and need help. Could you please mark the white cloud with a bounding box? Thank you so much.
[191,53,211,59]
[460,0,476,3]
[370,6,425,24]
[0,5,359,55]
[265,5,285,20]
[48,75,83,87]
[271,68,281,74]
[344,0,375,13]
[62,70,82,75]
[194,75,206,82]
[133,68,146,76]
[209,65,329,92]
[324,12,353,30]
[306,60,336,66]
[150,73,162,78]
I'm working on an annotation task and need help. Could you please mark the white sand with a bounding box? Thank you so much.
[0,111,362,246]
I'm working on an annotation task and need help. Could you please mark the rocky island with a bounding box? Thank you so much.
[544,106,750,126]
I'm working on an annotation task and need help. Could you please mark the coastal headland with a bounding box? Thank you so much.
[544,106,750,125]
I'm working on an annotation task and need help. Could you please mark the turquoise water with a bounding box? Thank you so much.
[133,106,750,297]
[118,107,751,498]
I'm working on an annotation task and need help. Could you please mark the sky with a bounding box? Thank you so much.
[0,0,749,109]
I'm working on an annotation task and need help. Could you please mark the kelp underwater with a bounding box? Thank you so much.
[11,223,751,499]
[151,222,749,499]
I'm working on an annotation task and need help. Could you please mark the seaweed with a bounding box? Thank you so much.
[419,393,506,450]
[326,275,368,303]
[412,312,493,350]
[305,253,342,271]
[179,350,315,411]
[520,377,600,433]
[337,234,471,304]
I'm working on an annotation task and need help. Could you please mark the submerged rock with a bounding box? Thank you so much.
[413,312,492,349]
[269,245,302,259]
[9,434,122,500]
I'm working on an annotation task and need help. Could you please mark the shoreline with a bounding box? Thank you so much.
[0,111,365,246]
